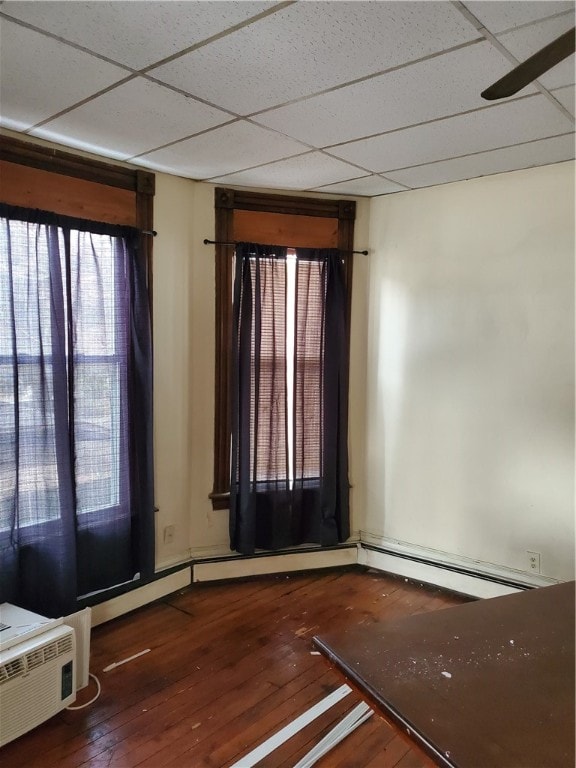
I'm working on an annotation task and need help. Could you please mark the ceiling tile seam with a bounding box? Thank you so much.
[242,116,322,152]
[24,75,139,134]
[462,9,576,126]
[0,1,295,79]
[25,69,242,137]
[243,37,486,121]
[308,173,412,193]
[142,74,242,119]
[318,91,543,153]
[199,148,363,183]
[452,2,523,66]
[126,112,315,164]
[454,1,575,126]
[180,148,316,182]
[125,118,242,161]
[534,84,576,124]
[386,156,575,191]
[302,171,387,191]
[374,174,412,191]
[140,0,296,76]
[0,12,137,75]
[375,131,575,176]
[316,149,383,178]
[457,3,575,37]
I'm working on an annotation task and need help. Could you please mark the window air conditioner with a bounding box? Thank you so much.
[0,603,76,747]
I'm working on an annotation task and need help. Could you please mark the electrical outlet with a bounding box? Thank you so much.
[527,551,541,573]
[163,525,175,545]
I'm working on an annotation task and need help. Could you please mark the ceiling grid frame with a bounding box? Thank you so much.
[0,0,573,196]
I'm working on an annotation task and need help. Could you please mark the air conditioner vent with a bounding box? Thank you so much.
[0,635,75,686]
[0,658,25,683]
[57,636,73,656]
[26,649,44,670]
[44,643,57,661]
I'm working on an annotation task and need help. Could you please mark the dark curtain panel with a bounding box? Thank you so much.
[230,242,349,555]
[0,204,154,617]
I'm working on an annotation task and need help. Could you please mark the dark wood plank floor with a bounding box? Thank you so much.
[0,568,467,768]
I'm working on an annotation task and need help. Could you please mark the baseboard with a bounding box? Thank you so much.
[90,567,192,626]
[88,533,561,624]
[192,545,359,582]
[358,533,560,598]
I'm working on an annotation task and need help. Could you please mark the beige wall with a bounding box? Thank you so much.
[364,162,575,581]
[11,127,570,583]
[153,175,371,569]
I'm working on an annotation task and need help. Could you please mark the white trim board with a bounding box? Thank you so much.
[359,532,560,597]
[90,567,191,627]
[229,684,352,768]
[192,546,359,582]
[359,546,521,598]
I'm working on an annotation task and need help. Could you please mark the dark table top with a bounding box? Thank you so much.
[314,580,575,768]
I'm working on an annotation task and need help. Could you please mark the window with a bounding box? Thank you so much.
[239,248,325,486]
[0,137,155,616]
[211,188,356,510]
[0,222,126,528]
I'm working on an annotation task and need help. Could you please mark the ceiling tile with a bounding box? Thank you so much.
[212,152,368,190]
[497,14,576,91]
[327,95,574,173]
[311,175,408,197]
[552,86,576,116]
[0,18,127,131]
[31,78,232,160]
[133,121,308,178]
[385,134,575,188]
[253,41,528,148]
[462,1,574,33]
[1,1,278,69]
[151,1,478,115]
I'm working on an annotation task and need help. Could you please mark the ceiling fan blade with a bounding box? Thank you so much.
[481,27,575,100]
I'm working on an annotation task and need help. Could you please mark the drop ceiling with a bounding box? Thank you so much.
[0,0,574,197]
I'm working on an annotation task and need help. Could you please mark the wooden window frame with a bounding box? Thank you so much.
[0,136,155,300]
[210,187,356,510]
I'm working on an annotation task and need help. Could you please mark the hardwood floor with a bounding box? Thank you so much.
[0,568,467,767]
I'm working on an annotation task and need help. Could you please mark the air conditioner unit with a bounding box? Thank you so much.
[0,604,76,747]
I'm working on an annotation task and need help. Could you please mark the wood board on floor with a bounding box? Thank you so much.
[314,580,575,768]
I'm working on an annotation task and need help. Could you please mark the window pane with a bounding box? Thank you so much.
[250,256,288,482]
[0,220,126,528]
[294,259,323,480]
[69,231,125,516]
[0,362,60,528]
[74,361,120,513]
[0,221,62,529]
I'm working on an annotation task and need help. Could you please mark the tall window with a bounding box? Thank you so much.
[230,243,350,554]
[0,137,155,617]
[212,189,356,555]
[212,189,356,510]
[245,249,323,486]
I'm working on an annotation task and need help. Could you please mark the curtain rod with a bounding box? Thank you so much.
[142,230,157,236]
[203,238,368,255]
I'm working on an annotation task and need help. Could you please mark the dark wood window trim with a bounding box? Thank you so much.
[211,187,356,510]
[0,136,155,299]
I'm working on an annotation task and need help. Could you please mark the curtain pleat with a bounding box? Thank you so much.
[230,242,349,555]
[0,203,154,617]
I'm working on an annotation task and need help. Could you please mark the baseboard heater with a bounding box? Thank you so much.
[192,543,359,582]
[360,542,539,592]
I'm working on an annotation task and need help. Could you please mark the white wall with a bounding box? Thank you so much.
[364,162,575,582]
[153,175,229,568]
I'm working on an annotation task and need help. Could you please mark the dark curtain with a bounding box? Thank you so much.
[0,204,154,617]
[230,242,350,555]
